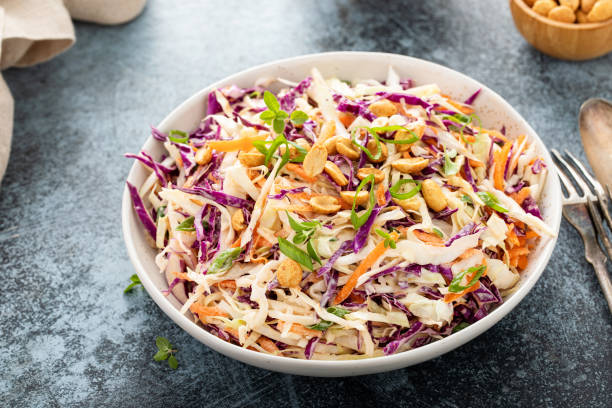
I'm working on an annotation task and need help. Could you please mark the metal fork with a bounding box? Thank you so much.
[551,149,612,314]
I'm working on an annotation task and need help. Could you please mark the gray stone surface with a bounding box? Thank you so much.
[1,0,611,406]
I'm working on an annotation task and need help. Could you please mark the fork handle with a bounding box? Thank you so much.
[592,260,612,315]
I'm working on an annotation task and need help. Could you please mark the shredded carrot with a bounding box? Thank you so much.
[506,225,520,248]
[469,158,485,168]
[349,292,366,304]
[525,230,539,239]
[509,247,529,258]
[217,280,237,290]
[454,248,483,263]
[207,135,267,152]
[376,182,386,206]
[507,134,527,177]
[338,112,355,128]
[278,322,322,338]
[224,326,240,338]
[483,129,509,142]
[190,304,229,318]
[493,141,513,190]
[402,151,413,158]
[510,186,531,206]
[333,232,398,305]
[517,255,528,270]
[172,271,194,281]
[257,336,280,353]
[446,99,474,115]
[444,281,481,303]
[231,236,242,248]
[413,229,444,246]
[285,163,318,183]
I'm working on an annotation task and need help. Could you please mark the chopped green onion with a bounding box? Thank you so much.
[477,191,508,213]
[461,194,473,204]
[351,127,383,161]
[389,178,421,200]
[432,227,444,238]
[124,274,142,293]
[307,240,322,265]
[156,205,167,221]
[375,228,397,249]
[175,216,195,231]
[307,320,334,331]
[448,265,486,293]
[208,247,242,274]
[278,237,313,271]
[351,174,376,229]
[168,130,189,144]
[369,125,419,144]
[326,306,350,318]
[452,322,470,333]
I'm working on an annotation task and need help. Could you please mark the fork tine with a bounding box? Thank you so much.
[564,150,604,195]
[554,163,577,199]
[551,149,595,200]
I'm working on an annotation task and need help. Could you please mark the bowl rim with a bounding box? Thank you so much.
[510,0,612,30]
[122,51,562,376]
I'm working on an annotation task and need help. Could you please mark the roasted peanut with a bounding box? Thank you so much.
[368,99,398,117]
[391,157,429,174]
[548,5,576,22]
[395,129,417,152]
[238,150,265,167]
[303,144,328,177]
[576,8,589,21]
[340,190,370,206]
[295,138,312,152]
[366,140,388,163]
[310,195,342,214]
[524,0,536,6]
[323,136,342,155]
[533,0,557,16]
[277,259,303,288]
[581,0,596,13]
[421,179,447,212]
[336,138,361,160]
[560,0,580,11]
[231,210,246,232]
[392,196,421,211]
[195,145,213,165]
[357,167,385,184]
[324,161,349,186]
[587,0,612,21]
[318,120,336,143]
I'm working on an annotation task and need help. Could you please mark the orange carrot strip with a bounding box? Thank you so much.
[517,255,528,270]
[507,134,527,177]
[189,304,229,318]
[402,151,413,158]
[509,247,529,258]
[376,182,386,206]
[525,230,539,239]
[257,337,280,353]
[333,233,398,305]
[413,229,444,246]
[278,322,322,338]
[494,141,513,190]
[285,163,318,183]
[446,99,474,115]
[172,271,194,281]
[511,186,531,206]
[469,158,485,168]
[339,112,355,128]
[217,280,237,290]
[506,225,520,248]
[444,281,481,303]
[207,135,268,152]
[484,129,509,142]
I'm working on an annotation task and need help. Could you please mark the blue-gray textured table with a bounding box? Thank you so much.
[2,1,611,407]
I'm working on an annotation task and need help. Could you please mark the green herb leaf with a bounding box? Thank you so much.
[351,174,376,229]
[375,228,397,249]
[168,130,189,144]
[326,306,350,318]
[208,247,242,274]
[263,90,280,112]
[307,320,334,331]
[389,178,421,200]
[286,211,321,233]
[156,336,171,350]
[167,355,178,370]
[448,265,487,293]
[259,110,276,122]
[452,322,470,333]
[153,349,168,361]
[248,90,261,99]
[432,227,444,238]
[293,231,307,244]
[477,191,508,213]
[278,237,313,271]
[124,274,142,293]
[307,240,322,265]
[276,110,289,120]
[264,135,286,165]
[286,140,307,163]
[176,216,195,231]
[290,110,309,125]
[444,149,460,176]
[273,118,285,134]
[275,143,292,175]
[461,194,473,204]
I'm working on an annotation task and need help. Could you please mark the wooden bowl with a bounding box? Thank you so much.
[509,0,612,60]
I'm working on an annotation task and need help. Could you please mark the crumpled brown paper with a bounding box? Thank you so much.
[0,0,146,184]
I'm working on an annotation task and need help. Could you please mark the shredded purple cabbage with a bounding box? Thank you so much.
[317,240,352,278]
[433,207,458,219]
[376,92,431,110]
[462,159,478,192]
[280,77,312,112]
[522,195,543,219]
[336,96,377,121]
[304,337,319,360]
[464,88,481,105]
[126,181,157,239]
[320,270,339,307]
[268,187,307,200]
[179,186,254,210]
[383,321,424,355]
[531,158,546,174]
[445,222,477,247]
[353,205,382,253]
[207,91,224,115]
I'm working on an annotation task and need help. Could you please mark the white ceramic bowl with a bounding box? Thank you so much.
[122,51,562,377]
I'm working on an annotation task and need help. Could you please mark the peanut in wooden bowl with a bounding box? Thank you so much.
[509,0,612,60]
